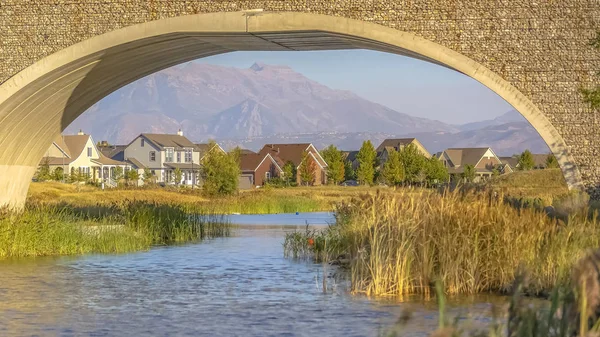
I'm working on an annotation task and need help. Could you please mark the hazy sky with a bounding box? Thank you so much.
[195,49,514,125]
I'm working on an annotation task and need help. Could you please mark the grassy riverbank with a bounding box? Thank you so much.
[27,182,377,214]
[0,201,230,258]
[285,189,599,297]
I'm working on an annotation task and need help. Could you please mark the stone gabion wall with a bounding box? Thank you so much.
[0,0,599,195]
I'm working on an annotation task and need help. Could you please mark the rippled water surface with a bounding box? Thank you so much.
[0,213,505,336]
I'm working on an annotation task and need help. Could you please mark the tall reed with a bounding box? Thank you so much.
[290,189,600,296]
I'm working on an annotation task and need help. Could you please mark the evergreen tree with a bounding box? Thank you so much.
[356,140,377,186]
[462,164,476,183]
[518,150,535,171]
[282,161,296,186]
[320,145,345,185]
[36,158,51,182]
[201,142,240,196]
[398,144,427,184]
[344,160,355,181]
[298,151,316,186]
[582,31,600,110]
[174,167,183,185]
[546,154,559,169]
[492,166,501,177]
[381,148,404,186]
[424,157,449,185]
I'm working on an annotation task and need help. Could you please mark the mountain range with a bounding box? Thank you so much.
[66,62,549,156]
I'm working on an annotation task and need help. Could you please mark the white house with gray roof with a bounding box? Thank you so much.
[124,130,202,185]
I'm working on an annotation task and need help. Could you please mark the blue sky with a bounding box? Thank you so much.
[195,49,514,125]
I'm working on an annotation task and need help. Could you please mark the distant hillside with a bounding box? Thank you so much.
[67,62,457,144]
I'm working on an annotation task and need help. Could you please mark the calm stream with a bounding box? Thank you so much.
[0,212,505,336]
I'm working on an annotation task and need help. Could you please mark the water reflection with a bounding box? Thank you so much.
[0,217,507,336]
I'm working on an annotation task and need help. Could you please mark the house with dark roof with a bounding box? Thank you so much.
[376,138,431,167]
[342,150,360,171]
[124,130,203,186]
[39,130,127,186]
[500,153,555,171]
[238,153,284,189]
[258,143,328,185]
[438,147,505,181]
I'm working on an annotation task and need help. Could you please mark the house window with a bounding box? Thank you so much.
[176,151,181,163]
[149,151,156,162]
[184,149,192,163]
[165,148,174,162]
[87,147,92,157]
[151,169,156,176]
[141,139,145,147]
[265,171,271,180]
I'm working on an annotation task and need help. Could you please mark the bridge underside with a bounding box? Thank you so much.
[0,12,589,208]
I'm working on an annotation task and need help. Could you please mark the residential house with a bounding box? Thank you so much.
[124,131,201,186]
[239,153,284,189]
[342,151,359,171]
[376,138,431,167]
[39,131,127,185]
[438,147,504,182]
[195,142,226,161]
[499,153,554,171]
[259,143,328,185]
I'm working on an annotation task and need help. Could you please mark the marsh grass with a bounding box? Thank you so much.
[287,189,600,297]
[0,200,230,258]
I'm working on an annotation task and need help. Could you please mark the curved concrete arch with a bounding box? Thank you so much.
[0,11,582,208]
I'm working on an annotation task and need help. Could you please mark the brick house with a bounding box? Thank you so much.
[258,143,328,185]
[239,153,283,189]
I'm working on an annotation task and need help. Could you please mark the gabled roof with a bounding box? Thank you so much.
[91,154,126,166]
[139,133,196,150]
[376,138,431,158]
[40,156,75,165]
[499,156,519,168]
[126,158,146,169]
[63,134,91,158]
[52,135,71,158]
[195,143,225,158]
[240,149,256,155]
[444,148,498,167]
[239,153,283,172]
[258,143,327,168]
[342,151,359,162]
[99,145,126,160]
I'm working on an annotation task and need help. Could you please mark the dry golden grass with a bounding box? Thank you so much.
[489,169,569,204]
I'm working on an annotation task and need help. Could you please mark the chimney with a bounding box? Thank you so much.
[77,129,84,136]
[177,129,183,136]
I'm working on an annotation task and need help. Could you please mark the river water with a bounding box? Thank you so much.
[0,212,506,336]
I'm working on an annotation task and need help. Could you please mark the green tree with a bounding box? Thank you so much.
[518,149,535,171]
[546,154,559,169]
[201,142,240,196]
[398,144,427,184]
[582,31,600,110]
[320,145,345,185]
[381,148,404,186]
[174,167,183,186]
[424,157,449,185]
[462,164,476,183]
[52,167,64,182]
[143,168,153,185]
[356,140,377,186]
[282,161,297,186]
[126,169,140,186]
[492,166,501,177]
[344,160,355,181]
[36,158,51,182]
[113,166,124,183]
[298,151,316,186]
